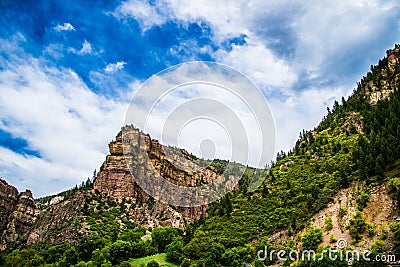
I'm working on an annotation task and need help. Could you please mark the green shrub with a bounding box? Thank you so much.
[347,211,366,244]
[356,191,370,211]
[370,240,386,253]
[324,217,333,231]
[366,223,375,238]
[301,227,323,250]
[165,237,184,264]
[146,260,160,267]
[339,206,347,218]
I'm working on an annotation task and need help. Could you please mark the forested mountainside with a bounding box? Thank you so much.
[0,44,400,267]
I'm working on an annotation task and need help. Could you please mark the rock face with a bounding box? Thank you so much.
[0,179,40,250]
[0,126,234,249]
[93,125,231,225]
[365,45,400,104]
[26,191,87,247]
[0,179,19,234]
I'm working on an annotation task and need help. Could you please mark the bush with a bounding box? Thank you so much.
[366,223,375,238]
[146,260,160,267]
[347,211,366,244]
[301,227,323,250]
[339,205,347,218]
[324,217,333,231]
[221,245,254,266]
[165,237,184,264]
[388,178,400,193]
[181,258,191,267]
[356,191,370,211]
[370,240,386,253]
[151,227,181,253]
[108,240,132,265]
[390,222,400,255]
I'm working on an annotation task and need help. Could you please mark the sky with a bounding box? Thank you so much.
[0,0,399,197]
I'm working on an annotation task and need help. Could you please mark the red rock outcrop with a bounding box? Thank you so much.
[94,125,235,225]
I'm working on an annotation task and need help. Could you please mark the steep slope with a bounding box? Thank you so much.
[179,45,400,266]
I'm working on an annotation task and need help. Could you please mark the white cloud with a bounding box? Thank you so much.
[67,40,94,55]
[79,40,93,54]
[0,43,127,197]
[153,0,400,153]
[214,37,297,92]
[54,22,75,32]
[104,61,126,72]
[114,0,170,30]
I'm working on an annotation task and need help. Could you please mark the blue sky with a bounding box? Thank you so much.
[0,0,399,197]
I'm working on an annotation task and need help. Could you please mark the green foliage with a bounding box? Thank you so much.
[165,237,184,264]
[255,236,275,265]
[324,217,333,231]
[352,252,389,266]
[151,227,182,253]
[378,223,388,240]
[108,240,132,265]
[366,223,376,238]
[301,227,322,250]
[356,191,370,211]
[370,239,386,253]
[347,211,366,244]
[390,221,400,255]
[181,258,190,267]
[77,233,106,262]
[146,260,160,267]
[388,178,400,193]
[120,229,146,243]
[296,250,348,267]
[0,226,176,267]
[339,206,347,218]
[221,244,254,267]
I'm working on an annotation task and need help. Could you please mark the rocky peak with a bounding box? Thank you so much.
[364,45,400,104]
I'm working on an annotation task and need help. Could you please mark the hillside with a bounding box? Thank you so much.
[178,45,400,266]
[0,44,399,266]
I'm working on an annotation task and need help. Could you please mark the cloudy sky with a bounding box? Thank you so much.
[0,0,399,197]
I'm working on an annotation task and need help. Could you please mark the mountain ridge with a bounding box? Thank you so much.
[0,44,399,266]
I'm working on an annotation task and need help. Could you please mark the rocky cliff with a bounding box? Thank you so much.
[365,45,400,104]
[0,179,40,250]
[93,125,231,224]
[0,126,234,249]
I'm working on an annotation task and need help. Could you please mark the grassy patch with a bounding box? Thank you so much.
[129,253,178,267]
